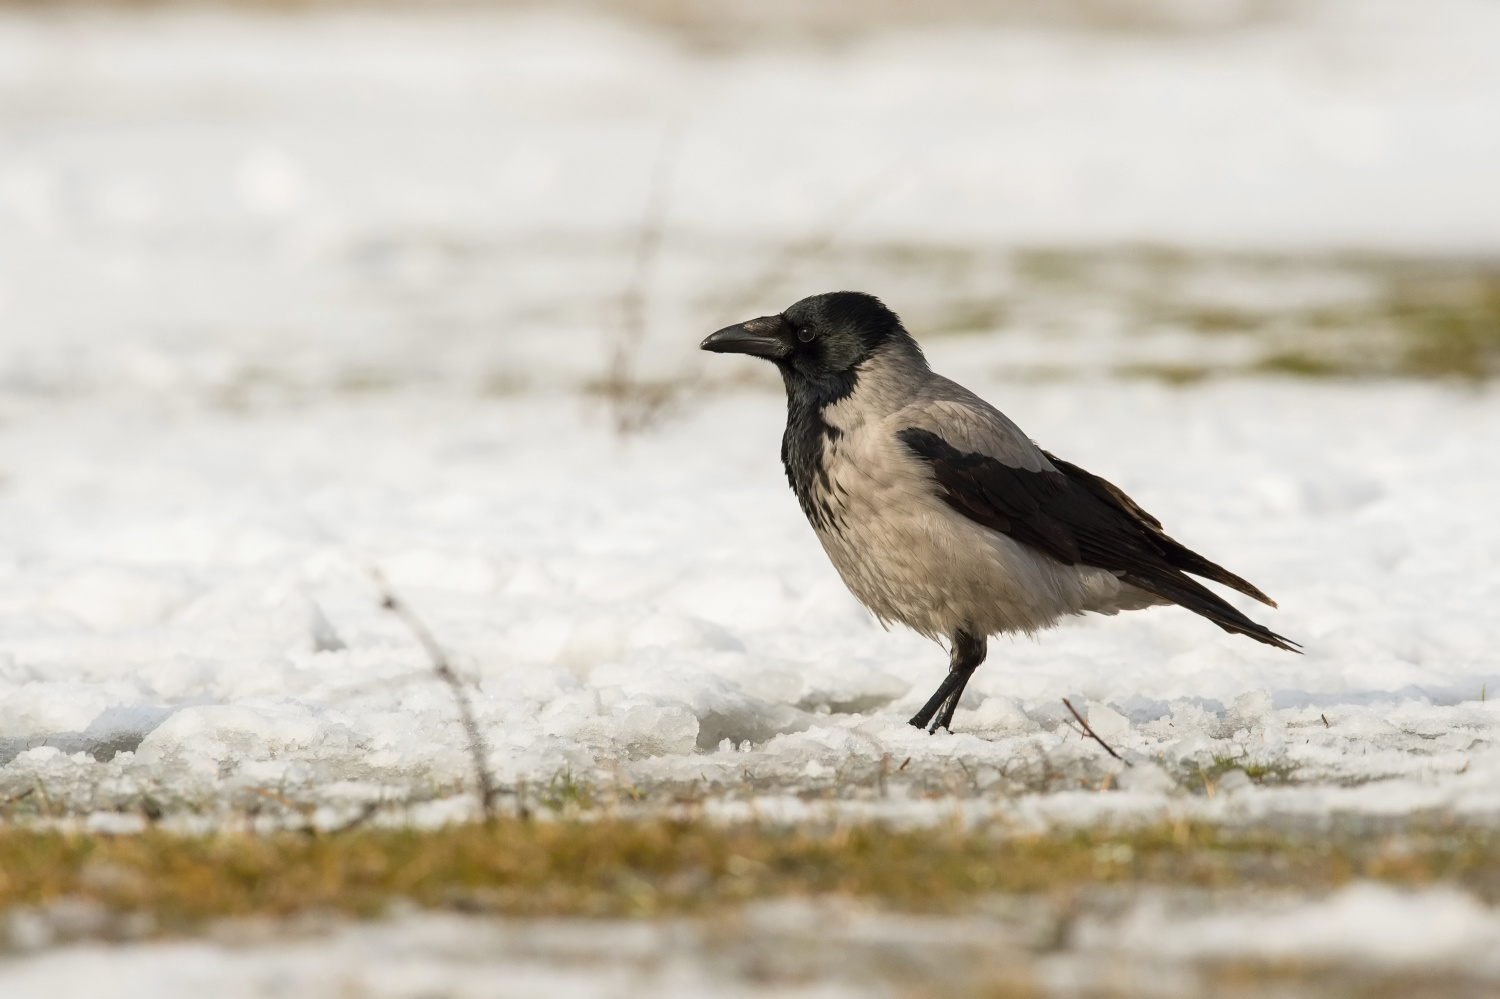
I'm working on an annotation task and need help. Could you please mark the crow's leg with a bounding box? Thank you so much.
[930,630,987,733]
[908,629,988,733]
[908,672,963,731]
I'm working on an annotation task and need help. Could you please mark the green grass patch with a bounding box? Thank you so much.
[835,244,1500,382]
[1391,271,1500,379]
[1253,352,1343,378]
[1115,362,1214,385]
[2,818,1498,932]
[1194,754,1301,793]
[930,297,1010,335]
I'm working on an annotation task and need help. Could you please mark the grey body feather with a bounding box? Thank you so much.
[810,338,1159,641]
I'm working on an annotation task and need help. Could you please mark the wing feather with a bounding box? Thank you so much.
[1041,451,1278,607]
[896,426,1297,652]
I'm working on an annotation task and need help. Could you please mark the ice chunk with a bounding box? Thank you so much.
[615,702,699,759]
[134,704,322,768]
[964,696,1038,735]
[1086,702,1131,743]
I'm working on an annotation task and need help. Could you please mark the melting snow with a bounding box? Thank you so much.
[3,883,1498,997]
[0,379,1495,824]
[0,1,1497,827]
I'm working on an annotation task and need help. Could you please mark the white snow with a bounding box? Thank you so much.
[0,1,1498,826]
[3,883,1498,997]
[0,378,1496,823]
[1101,882,1500,968]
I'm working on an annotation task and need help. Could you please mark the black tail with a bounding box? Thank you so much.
[898,429,1300,654]
[1040,450,1297,651]
[1044,451,1279,608]
[1121,571,1300,653]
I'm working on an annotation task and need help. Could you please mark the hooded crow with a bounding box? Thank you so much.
[701,291,1298,734]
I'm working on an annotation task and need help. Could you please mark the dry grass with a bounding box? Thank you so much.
[2,818,1497,932]
[788,244,1500,382]
[1391,270,1500,379]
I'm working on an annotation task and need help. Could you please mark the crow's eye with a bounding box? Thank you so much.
[797,326,816,343]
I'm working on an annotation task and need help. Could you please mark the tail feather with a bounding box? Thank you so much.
[1121,571,1300,653]
[1152,537,1279,608]
[1043,450,1279,608]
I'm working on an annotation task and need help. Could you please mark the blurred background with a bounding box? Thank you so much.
[3,0,1497,413]
[3,4,1500,994]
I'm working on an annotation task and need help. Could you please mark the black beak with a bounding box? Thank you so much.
[700,315,791,359]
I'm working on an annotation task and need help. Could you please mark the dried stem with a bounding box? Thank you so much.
[371,568,498,822]
[605,121,685,435]
[247,785,311,817]
[711,162,909,326]
[1062,698,1132,768]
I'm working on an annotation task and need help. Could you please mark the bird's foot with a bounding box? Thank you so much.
[910,692,961,733]
[909,677,959,731]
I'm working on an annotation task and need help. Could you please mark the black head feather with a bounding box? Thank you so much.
[699,291,921,527]
[700,291,916,381]
[779,291,912,379]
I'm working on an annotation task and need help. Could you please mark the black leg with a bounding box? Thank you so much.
[931,676,970,733]
[908,672,963,731]
[908,629,988,733]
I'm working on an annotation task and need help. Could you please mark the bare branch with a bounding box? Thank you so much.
[1062,698,1132,768]
[665,160,909,415]
[604,120,686,435]
[711,161,910,326]
[371,567,498,823]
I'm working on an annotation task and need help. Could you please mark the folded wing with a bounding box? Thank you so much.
[896,425,1298,653]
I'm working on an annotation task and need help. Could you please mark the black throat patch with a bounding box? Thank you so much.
[779,367,857,531]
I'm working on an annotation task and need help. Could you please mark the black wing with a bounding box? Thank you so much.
[897,427,1298,652]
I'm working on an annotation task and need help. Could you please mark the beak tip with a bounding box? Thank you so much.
[700,317,788,359]
[699,326,749,355]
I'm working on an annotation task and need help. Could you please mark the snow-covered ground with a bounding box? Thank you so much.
[6,883,1500,998]
[1,376,1496,825]
[0,1,1497,825]
[3,1,1500,989]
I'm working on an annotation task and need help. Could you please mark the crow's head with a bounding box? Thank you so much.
[700,291,910,379]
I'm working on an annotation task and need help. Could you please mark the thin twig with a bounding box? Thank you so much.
[712,161,910,326]
[669,161,909,412]
[606,120,686,435]
[247,786,312,816]
[1062,698,1132,767]
[371,567,498,823]
[326,801,381,835]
